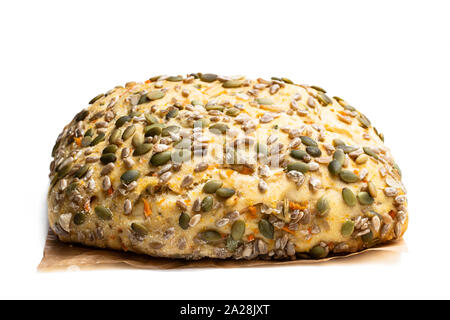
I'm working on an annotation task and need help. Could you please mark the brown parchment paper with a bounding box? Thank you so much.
[38,229,407,271]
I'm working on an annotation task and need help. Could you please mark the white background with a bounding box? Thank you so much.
[0,0,449,299]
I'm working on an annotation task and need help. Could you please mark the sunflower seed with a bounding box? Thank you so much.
[194,162,208,172]
[286,170,305,187]
[124,199,132,215]
[95,206,112,220]
[189,214,201,227]
[371,215,381,232]
[216,218,230,228]
[102,176,111,191]
[384,187,398,197]
[181,175,194,188]
[258,180,268,193]
[159,171,172,183]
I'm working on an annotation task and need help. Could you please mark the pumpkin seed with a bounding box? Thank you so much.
[316,195,330,216]
[74,165,89,178]
[333,139,346,147]
[75,109,89,121]
[256,97,274,105]
[342,188,357,206]
[73,212,87,225]
[333,149,345,165]
[115,115,131,128]
[131,222,148,237]
[100,153,117,164]
[342,104,356,111]
[300,136,318,147]
[363,147,379,160]
[374,127,384,141]
[357,192,374,205]
[172,149,191,163]
[225,107,240,117]
[162,125,180,136]
[121,170,140,184]
[287,161,310,173]
[209,123,229,134]
[357,114,371,128]
[149,75,161,81]
[205,104,224,111]
[137,95,149,105]
[191,100,203,106]
[341,220,354,237]
[216,188,235,198]
[89,93,104,104]
[95,206,112,220]
[355,154,369,164]
[311,85,326,93]
[84,128,94,137]
[150,151,172,166]
[337,145,358,154]
[367,181,377,198]
[203,180,223,194]
[258,219,274,239]
[200,73,218,82]
[109,129,122,145]
[122,125,136,140]
[81,136,93,147]
[65,182,77,195]
[361,230,374,243]
[309,245,326,259]
[133,143,152,156]
[339,170,360,183]
[290,149,309,161]
[328,160,342,176]
[306,146,322,157]
[175,213,190,231]
[317,92,332,105]
[201,196,214,212]
[222,79,244,88]
[167,76,183,82]
[90,132,105,146]
[281,77,293,84]
[144,124,163,137]
[132,134,144,148]
[226,236,240,252]
[231,220,245,241]
[193,118,210,128]
[199,230,222,243]
[145,113,159,124]
[102,144,118,155]
[57,163,72,178]
[147,90,165,101]
[166,108,179,119]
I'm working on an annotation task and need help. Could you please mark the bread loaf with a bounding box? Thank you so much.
[48,73,408,260]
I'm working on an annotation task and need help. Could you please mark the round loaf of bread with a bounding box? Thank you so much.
[48,74,408,260]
